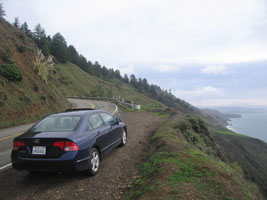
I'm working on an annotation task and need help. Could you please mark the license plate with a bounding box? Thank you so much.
[32,146,46,155]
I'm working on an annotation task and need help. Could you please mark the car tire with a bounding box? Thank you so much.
[120,129,127,147]
[86,147,100,176]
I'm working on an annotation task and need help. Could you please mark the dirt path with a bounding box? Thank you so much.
[0,112,161,200]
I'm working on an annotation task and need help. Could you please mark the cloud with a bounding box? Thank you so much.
[201,65,232,75]
[174,86,224,102]
[195,98,267,107]
[110,64,135,76]
[4,0,267,67]
[174,86,267,107]
[151,64,180,73]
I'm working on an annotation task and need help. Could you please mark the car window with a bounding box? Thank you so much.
[88,114,104,130]
[100,112,116,126]
[87,120,93,131]
[31,116,81,132]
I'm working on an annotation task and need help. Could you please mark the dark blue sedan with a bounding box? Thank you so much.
[11,109,127,175]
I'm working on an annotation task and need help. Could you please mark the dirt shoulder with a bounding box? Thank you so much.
[0,111,162,200]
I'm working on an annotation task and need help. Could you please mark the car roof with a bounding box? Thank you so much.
[49,109,106,117]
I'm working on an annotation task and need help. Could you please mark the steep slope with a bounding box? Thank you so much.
[213,132,267,196]
[54,62,165,108]
[0,20,69,128]
[126,111,264,199]
[201,108,241,127]
[200,108,267,195]
[0,20,165,128]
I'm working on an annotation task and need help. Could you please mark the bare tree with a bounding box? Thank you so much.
[0,3,6,21]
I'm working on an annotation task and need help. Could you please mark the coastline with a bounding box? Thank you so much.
[226,112,267,142]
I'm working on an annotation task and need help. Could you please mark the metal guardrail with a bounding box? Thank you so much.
[67,96,141,110]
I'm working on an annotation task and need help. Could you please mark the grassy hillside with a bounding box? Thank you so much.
[126,112,263,199]
[213,132,267,196]
[0,20,164,128]
[0,20,69,128]
[54,62,165,109]
[192,110,267,196]
[178,111,267,197]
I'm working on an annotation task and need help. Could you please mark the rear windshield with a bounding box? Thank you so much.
[31,116,82,132]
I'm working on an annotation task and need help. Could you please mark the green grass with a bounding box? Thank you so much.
[126,116,262,200]
[216,128,248,137]
[154,111,170,117]
[54,62,165,107]
[168,149,218,185]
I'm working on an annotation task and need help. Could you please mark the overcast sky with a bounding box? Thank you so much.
[2,0,267,107]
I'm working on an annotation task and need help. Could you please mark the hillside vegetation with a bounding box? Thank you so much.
[0,20,69,128]
[54,62,164,108]
[126,111,264,199]
[0,20,165,128]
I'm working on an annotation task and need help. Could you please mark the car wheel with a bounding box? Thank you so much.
[87,147,100,176]
[120,129,127,147]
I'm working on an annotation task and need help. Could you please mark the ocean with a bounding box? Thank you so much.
[227,112,267,142]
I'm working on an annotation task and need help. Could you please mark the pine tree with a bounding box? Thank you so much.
[123,74,129,83]
[0,3,6,21]
[33,24,46,40]
[130,74,138,88]
[20,22,32,38]
[78,55,89,72]
[50,33,68,63]
[13,17,20,28]
[142,78,150,92]
[33,24,50,55]
[114,70,122,80]
[68,45,79,65]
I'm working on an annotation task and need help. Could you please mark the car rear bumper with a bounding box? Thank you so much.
[11,151,89,172]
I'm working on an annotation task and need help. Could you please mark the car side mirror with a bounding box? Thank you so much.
[115,118,121,124]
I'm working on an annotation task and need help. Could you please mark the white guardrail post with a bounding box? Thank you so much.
[67,96,141,110]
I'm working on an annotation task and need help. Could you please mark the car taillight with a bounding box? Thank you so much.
[53,141,79,152]
[53,141,65,151]
[13,141,26,151]
[64,141,79,151]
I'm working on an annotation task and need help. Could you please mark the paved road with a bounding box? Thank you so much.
[0,98,118,170]
[0,123,35,169]
[67,98,118,115]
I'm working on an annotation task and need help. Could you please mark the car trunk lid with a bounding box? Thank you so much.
[15,134,74,158]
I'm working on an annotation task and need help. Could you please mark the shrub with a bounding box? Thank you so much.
[0,79,5,87]
[0,64,23,81]
[172,120,191,133]
[0,49,13,63]
[0,90,7,100]
[188,117,201,133]
[34,50,54,84]
[0,100,4,107]
[18,33,25,41]
[19,94,32,104]
[39,95,46,101]
[49,95,55,100]
[17,45,27,52]
[33,83,39,92]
